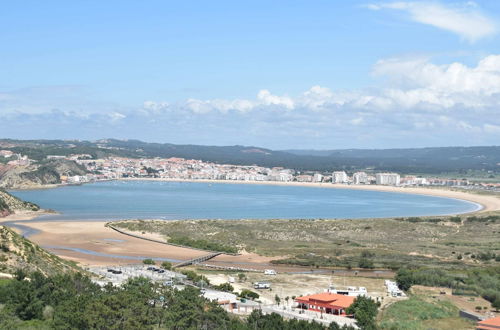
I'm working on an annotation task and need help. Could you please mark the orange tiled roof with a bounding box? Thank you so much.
[295,292,355,309]
[477,316,500,330]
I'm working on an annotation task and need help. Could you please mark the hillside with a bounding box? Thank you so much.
[0,226,80,276]
[0,190,39,217]
[0,159,88,189]
[1,138,499,175]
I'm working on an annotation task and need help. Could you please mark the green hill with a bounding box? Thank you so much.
[2,138,499,175]
[0,226,80,276]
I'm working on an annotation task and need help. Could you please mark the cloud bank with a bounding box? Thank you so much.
[1,55,500,148]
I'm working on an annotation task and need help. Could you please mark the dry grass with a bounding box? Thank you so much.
[113,212,500,270]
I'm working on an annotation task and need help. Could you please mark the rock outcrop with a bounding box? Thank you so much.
[0,190,39,217]
[0,159,88,189]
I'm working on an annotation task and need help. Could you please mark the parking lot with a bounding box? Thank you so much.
[87,264,187,286]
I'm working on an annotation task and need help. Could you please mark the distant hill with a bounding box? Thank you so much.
[1,138,499,175]
[0,159,88,189]
[283,146,500,174]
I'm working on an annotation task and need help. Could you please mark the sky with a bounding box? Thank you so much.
[1,0,500,149]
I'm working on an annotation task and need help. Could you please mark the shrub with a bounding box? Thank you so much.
[214,283,234,292]
[239,289,259,300]
[142,258,155,265]
[161,261,172,270]
[358,258,374,269]
[168,236,237,253]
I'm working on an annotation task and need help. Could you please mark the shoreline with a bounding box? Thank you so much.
[8,177,498,216]
[120,178,499,214]
[2,178,498,268]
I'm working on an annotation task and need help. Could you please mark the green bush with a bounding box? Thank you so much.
[239,289,259,300]
[214,283,234,292]
[161,261,172,270]
[168,236,237,254]
[142,258,155,265]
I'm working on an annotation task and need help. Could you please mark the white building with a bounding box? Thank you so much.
[385,280,406,297]
[327,285,368,297]
[352,172,369,185]
[376,173,400,186]
[313,173,323,182]
[401,176,429,186]
[332,171,348,184]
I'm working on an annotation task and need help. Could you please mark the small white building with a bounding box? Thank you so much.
[384,280,406,297]
[375,173,400,186]
[332,171,348,184]
[353,172,369,185]
[313,173,323,182]
[327,285,368,297]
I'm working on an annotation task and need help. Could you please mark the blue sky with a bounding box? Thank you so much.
[1,1,500,149]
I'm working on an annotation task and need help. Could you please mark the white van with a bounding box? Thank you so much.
[264,269,277,275]
[254,282,271,289]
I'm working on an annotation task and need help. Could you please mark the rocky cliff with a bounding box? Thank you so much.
[0,190,39,217]
[0,159,88,189]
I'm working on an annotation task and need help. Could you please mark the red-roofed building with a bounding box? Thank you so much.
[477,316,500,330]
[295,292,355,316]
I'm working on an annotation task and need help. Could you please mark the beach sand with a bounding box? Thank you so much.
[20,221,275,267]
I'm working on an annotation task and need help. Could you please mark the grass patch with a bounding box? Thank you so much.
[112,213,500,270]
[379,296,469,330]
[0,278,12,286]
[168,235,238,253]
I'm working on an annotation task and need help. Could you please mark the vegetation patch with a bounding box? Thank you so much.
[168,235,238,253]
[113,213,500,270]
[379,295,468,330]
[0,271,354,329]
[396,266,500,309]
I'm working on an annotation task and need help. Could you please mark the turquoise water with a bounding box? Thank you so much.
[10,180,479,220]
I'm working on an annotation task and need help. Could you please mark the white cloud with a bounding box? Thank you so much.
[366,1,497,42]
[2,55,500,148]
[257,90,295,109]
[142,54,500,116]
[109,112,126,122]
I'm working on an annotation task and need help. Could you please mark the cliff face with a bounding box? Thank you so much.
[0,159,88,189]
[0,190,40,217]
[0,226,80,275]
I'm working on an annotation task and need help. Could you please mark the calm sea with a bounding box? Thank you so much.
[10,180,480,221]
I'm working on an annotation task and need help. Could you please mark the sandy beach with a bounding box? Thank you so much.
[122,178,500,213]
[16,220,276,267]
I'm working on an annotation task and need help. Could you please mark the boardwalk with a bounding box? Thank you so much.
[173,252,222,268]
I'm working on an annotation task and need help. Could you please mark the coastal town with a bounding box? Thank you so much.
[3,149,497,192]
[2,1,500,327]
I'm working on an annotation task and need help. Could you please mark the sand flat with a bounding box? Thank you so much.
[23,221,208,267]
